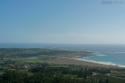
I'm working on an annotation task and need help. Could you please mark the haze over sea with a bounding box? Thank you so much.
[0,43,125,67]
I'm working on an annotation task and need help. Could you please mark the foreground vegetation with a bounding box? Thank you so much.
[0,63,125,83]
[0,48,125,83]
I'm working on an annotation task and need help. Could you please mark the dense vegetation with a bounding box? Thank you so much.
[0,63,125,83]
[0,48,125,83]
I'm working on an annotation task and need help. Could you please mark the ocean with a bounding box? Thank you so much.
[78,52,125,67]
[0,44,125,67]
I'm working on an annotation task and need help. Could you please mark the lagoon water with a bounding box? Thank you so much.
[0,44,125,67]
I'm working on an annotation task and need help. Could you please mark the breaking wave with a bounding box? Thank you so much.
[75,58,125,68]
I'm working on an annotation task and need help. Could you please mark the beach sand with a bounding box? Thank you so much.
[46,57,121,69]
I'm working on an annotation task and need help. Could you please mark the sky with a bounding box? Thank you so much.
[0,0,125,44]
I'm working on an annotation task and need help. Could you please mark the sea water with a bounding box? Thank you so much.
[75,45,125,67]
[79,52,125,67]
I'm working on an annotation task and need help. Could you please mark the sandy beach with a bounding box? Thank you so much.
[46,56,121,69]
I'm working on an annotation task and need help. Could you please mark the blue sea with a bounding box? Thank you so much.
[78,52,125,67]
[0,44,125,67]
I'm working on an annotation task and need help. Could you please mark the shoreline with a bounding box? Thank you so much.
[73,57,125,68]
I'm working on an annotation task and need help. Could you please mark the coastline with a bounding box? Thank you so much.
[73,57,125,68]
